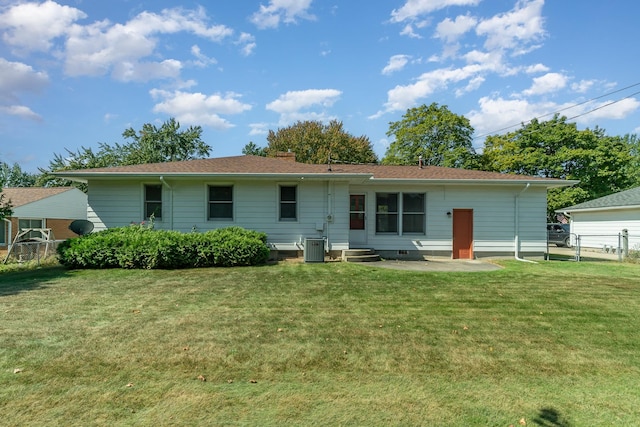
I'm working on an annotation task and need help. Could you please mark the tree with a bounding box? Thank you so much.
[382,102,477,168]
[264,120,378,164]
[0,191,12,221]
[39,118,211,187]
[480,115,636,218]
[242,141,267,156]
[0,162,38,187]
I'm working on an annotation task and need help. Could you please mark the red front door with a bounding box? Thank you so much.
[452,209,473,259]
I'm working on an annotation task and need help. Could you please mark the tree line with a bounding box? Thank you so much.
[2,105,640,221]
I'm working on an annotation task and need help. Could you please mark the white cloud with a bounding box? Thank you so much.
[467,96,555,137]
[0,0,86,53]
[266,88,341,124]
[191,45,217,67]
[391,0,481,23]
[63,7,233,81]
[382,55,411,75]
[372,63,496,118]
[571,79,596,94]
[250,0,315,29]
[522,72,568,96]
[150,89,252,129]
[476,0,545,53]
[0,58,48,121]
[435,14,477,43]
[572,98,640,123]
[0,105,42,121]
[249,122,270,136]
[525,63,550,74]
[236,32,257,56]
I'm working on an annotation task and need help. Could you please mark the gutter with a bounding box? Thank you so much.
[514,183,537,263]
[159,176,174,230]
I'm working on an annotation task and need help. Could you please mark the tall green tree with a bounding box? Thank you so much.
[480,115,636,218]
[0,191,12,221]
[39,118,211,187]
[0,162,38,187]
[382,102,477,167]
[265,120,378,164]
[242,141,267,156]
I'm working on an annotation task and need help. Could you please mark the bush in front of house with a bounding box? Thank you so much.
[57,225,270,269]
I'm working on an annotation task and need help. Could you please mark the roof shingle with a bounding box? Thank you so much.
[55,155,569,184]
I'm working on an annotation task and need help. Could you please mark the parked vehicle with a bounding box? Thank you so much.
[547,223,572,247]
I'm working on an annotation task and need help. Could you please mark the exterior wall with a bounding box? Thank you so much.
[86,178,351,251]
[348,183,547,258]
[13,188,87,220]
[85,177,548,258]
[570,209,640,250]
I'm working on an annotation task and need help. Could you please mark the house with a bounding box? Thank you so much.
[53,155,574,260]
[1,187,88,247]
[557,186,640,251]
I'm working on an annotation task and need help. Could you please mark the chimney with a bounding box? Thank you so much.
[418,155,423,169]
[276,150,296,162]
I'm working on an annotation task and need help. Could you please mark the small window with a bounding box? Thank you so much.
[376,193,398,233]
[279,185,297,221]
[209,185,233,220]
[18,219,44,240]
[144,184,162,220]
[402,193,425,234]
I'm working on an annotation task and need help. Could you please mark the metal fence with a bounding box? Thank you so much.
[3,240,61,265]
[548,229,637,262]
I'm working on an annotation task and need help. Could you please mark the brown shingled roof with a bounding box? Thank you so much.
[54,155,571,185]
[1,187,74,208]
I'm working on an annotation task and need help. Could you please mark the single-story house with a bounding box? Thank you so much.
[557,186,640,251]
[54,155,575,260]
[1,187,88,247]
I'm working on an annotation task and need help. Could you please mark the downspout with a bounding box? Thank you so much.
[326,181,332,254]
[514,183,537,263]
[159,176,174,230]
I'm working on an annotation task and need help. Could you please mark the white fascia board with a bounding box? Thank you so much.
[557,204,640,214]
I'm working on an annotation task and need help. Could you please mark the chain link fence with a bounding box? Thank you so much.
[547,229,637,262]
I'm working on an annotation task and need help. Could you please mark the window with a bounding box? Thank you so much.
[375,192,426,234]
[18,219,44,240]
[402,193,425,233]
[350,194,365,230]
[376,193,398,233]
[209,185,233,220]
[144,184,162,220]
[279,185,297,221]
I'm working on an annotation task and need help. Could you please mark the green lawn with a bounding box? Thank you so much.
[1,260,639,426]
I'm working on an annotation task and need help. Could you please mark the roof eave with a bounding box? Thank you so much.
[557,204,640,214]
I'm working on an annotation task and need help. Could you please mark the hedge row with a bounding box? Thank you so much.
[56,225,270,269]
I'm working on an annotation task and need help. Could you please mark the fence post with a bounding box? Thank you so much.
[576,235,581,262]
[622,229,629,259]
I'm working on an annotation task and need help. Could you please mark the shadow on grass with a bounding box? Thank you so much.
[533,407,571,427]
[0,265,72,297]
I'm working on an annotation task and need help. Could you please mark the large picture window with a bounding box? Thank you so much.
[376,193,398,233]
[209,185,233,220]
[402,193,425,233]
[279,185,297,221]
[144,184,162,220]
[375,192,425,234]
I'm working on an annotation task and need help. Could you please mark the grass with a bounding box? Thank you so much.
[1,259,640,426]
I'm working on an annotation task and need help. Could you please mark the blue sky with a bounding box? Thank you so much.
[1,0,639,173]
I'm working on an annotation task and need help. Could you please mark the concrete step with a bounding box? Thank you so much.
[342,249,380,262]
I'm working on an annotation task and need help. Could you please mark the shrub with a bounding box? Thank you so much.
[57,225,270,269]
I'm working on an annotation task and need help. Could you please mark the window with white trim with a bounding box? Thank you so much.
[144,184,162,220]
[402,193,425,234]
[279,185,297,221]
[208,185,233,220]
[375,192,425,235]
[376,193,398,233]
